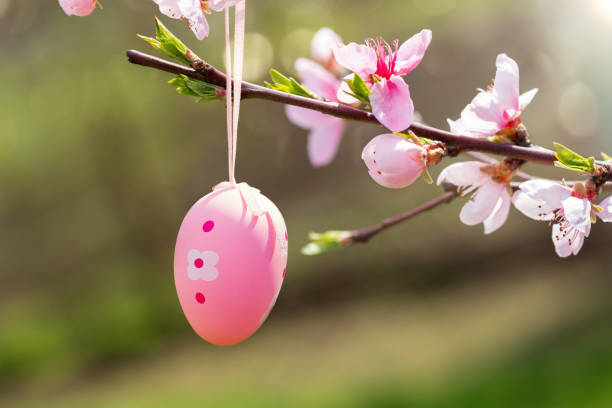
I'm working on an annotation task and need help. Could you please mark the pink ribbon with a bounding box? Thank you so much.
[219,1,270,217]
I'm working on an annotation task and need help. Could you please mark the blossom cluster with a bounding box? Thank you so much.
[58,1,611,258]
[59,0,237,40]
[285,29,611,257]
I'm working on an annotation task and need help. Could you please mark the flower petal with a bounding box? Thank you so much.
[307,118,345,167]
[361,133,426,189]
[295,58,340,101]
[483,189,511,234]
[514,179,571,210]
[492,53,520,113]
[459,180,505,226]
[561,196,592,236]
[552,224,573,257]
[436,161,489,188]
[209,0,239,11]
[448,91,506,137]
[188,12,210,40]
[369,76,414,132]
[395,29,432,75]
[512,190,555,221]
[552,224,584,257]
[332,42,377,78]
[310,28,342,67]
[202,250,219,266]
[519,88,538,111]
[187,249,200,264]
[285,105,333,130]
[596,195,612,222]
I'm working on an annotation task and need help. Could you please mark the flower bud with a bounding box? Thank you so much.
[361,133,427,189]
[59,0,97,16]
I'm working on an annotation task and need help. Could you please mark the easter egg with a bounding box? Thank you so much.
[174,182,288,346]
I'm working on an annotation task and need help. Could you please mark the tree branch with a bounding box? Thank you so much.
[349,190,458,244]
[126,49,603,166]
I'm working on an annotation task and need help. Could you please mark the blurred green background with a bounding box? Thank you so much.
[1,0,612,406]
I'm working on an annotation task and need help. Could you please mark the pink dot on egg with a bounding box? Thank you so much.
[202,220,215,232]
[285,231,288,241]
[194,258,204,268]
[195,292,206,304]
[282,268,286,278]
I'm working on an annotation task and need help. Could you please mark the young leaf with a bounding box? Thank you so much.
[265,69,314,98]
[602,152,612,162]
[344,73,371,105]
[553,142,596,174]
[168,75,221,102]
[138,17,194,66]
[301,231,351,256]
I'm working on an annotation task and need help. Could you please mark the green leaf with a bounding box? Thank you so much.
[138,17,194,66]
[344,74,371,105]
[602,152,612,162]
[553,142,596,174]
[168,75,221,102]
[265,69,314,98]
[301,231,351,256]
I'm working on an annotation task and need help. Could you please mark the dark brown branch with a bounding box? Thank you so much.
[349,190,458,244]
[126,49,599,166]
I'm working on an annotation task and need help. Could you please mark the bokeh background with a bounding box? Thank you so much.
[2,0,612,406]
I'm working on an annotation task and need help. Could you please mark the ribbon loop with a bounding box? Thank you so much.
[225,0,246,186]
[213,181,268,217]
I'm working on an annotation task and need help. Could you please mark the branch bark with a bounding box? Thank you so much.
[126,49,602,166]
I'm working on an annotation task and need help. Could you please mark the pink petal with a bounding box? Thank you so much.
[188,12,210,40]
[514,179,571,210]
[285,105,335,130]
[361,133,426,189]
[395,29,432,75]
[511,190,555,221]
[311,28,342,67]
[596,195,612,222]
[209,0,239,11]
[492,53,520,113]
[59,0,97,16]
[460,180,505,226]
[295,58,340,101]
[436,161,490,188]
[552,224,584,257]
[561,196,592,236]
[519,88,538,111]
[448,91,506,137]
[332,42,377,79]
[369,76,414,132]
[483,189,511,234]
[307,119,345,167]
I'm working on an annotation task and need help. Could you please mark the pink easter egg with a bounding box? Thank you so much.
[174,183,288,346]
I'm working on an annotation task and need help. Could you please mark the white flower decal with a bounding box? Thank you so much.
[187,249,219,281]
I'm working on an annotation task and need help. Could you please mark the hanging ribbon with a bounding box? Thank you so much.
[214,0,269,218]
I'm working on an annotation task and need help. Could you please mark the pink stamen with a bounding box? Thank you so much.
[367,37,399,80]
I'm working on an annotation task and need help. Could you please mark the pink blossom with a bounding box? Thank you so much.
[333,29,432,132]
[437,161,512,234]
[59,0,97,16]
[152,0,238,40]
[310,28,344,75]
[448,53,538,138]
[513,180,612,257]
[361,133,428,189]
[285,34,346,167]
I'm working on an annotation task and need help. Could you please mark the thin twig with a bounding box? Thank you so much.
[349,190,458,244]
[126,49,607,166]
